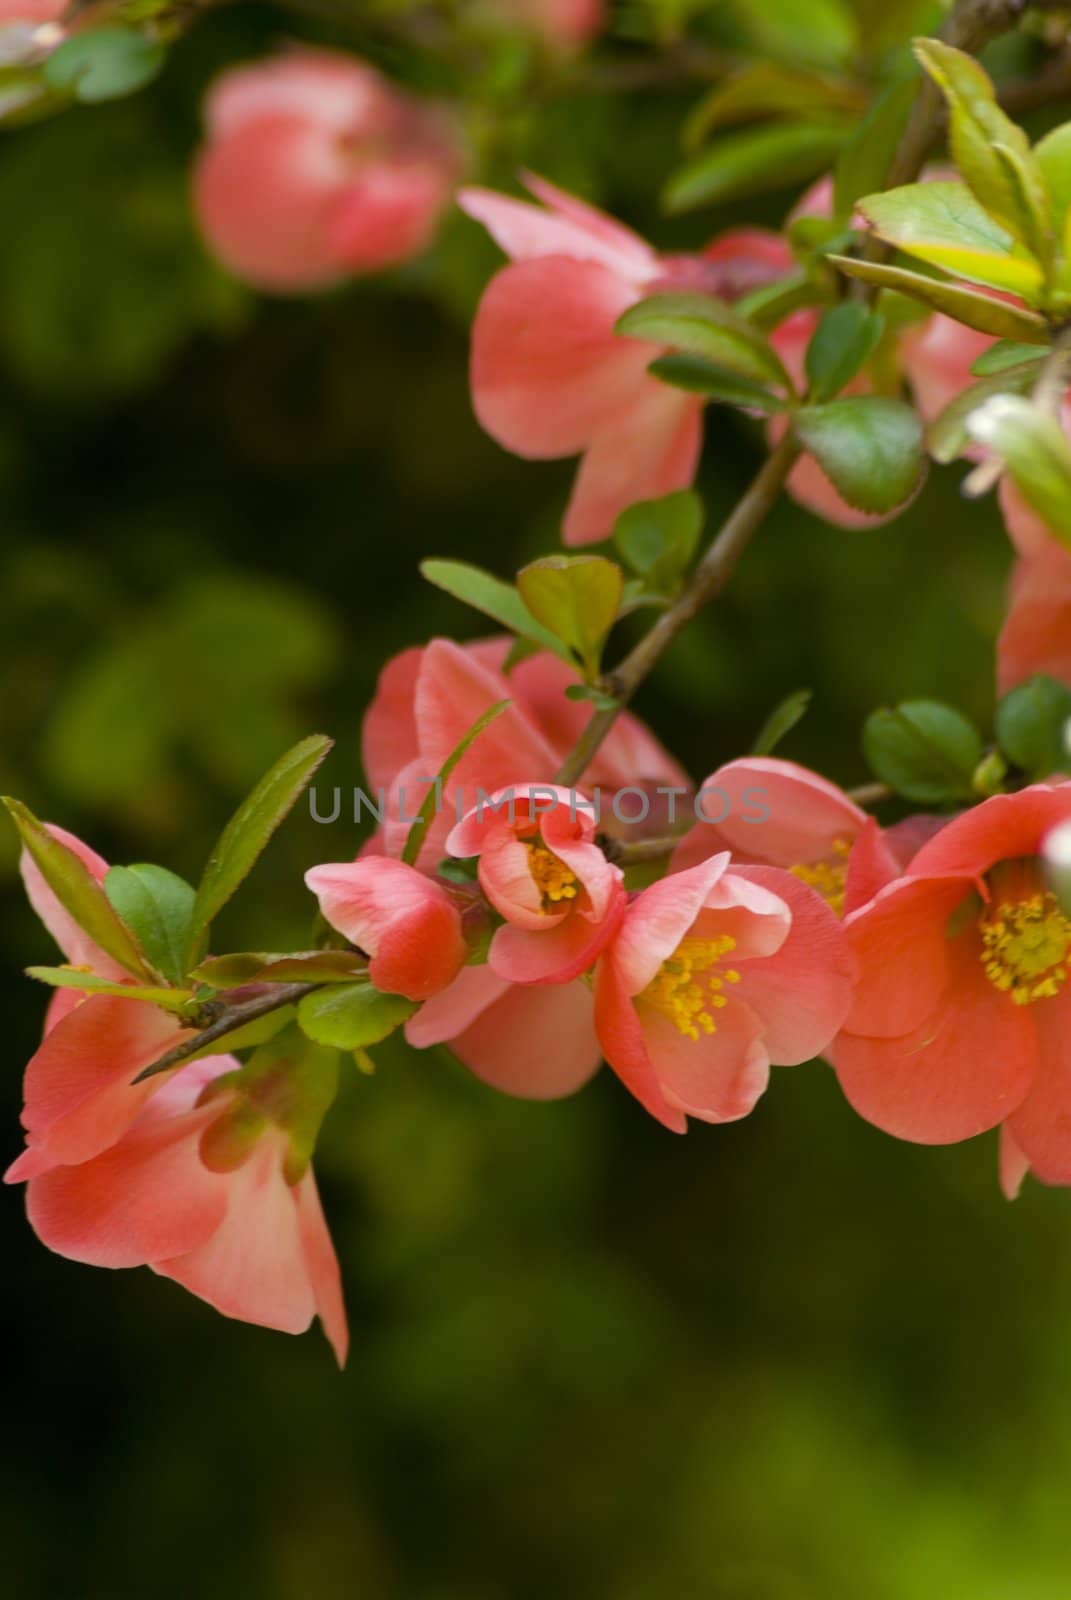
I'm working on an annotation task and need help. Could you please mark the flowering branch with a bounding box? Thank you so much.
[133,980,323,1083]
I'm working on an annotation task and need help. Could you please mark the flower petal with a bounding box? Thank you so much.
[449,979,602,1100]
[563,380,703,546]
[594,957,684,1132]
[842,875,975,1039]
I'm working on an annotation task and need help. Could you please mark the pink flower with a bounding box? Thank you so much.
[833,785,1071,1176]
[11,1053,348,1363]
[446,784,624,982]
[193,50,462,292]
[362,636,688,868]
[670,756,937,917]
[305,855,467,1000]
[0,0,64,20]
[460,175,794,544]
[594,853,856,1132]
[997,474,1071,695]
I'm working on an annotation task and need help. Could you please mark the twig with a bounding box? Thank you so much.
[846,782,893,806]
[132,981,319,1083]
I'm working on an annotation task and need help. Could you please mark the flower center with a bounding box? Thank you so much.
[789,838,851,918]
[979,891,1071,1005]
[641,935,740,1040]
[526,840,579,911]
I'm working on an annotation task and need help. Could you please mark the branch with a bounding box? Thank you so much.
[554,0,1051,791]
[132,981,319,1083]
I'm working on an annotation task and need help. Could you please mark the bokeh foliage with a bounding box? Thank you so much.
[2,2,1069,1596]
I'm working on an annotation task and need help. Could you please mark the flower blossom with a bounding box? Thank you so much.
[306,855,468,1000]
[833,785,1071,1184]
[194,50,462,291]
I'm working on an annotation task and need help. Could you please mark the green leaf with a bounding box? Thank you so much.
[402,700,511,867]
[858,180,1025,263]
[966,395,1071,546]
[833,74,917,218]
[616,293,791,390]
[191,951,370,989]
[0,65,70,129]
[1035,122,1071,234]
[794,396,924,515]
[42,27,164,104]
[995,675,1071,780]
[185,734,332,968]
[419,559,573,665]
[663,122,850,215]
[613,491,703,592]
[684,63,862,151]
[913,40,1043,251]
[25,967,193,1009]
[647,354,787,413]
[925,361,1041,464]
[827,255,1049,343]
[726,0,856,69]
[104,864,195,987]
[804,303,885,401]
[563,684,620,711]
[970,341,1046,377]
[752,689,813,756]
[863,701,983,804]
[735,270,818,332]
[3,797,154,980]
[297,982,417,1050]
[516,555,623,680]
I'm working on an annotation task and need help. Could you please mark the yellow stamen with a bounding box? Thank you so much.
[641,935,740,1041]
[979,891,1071,1005]
[789,837,851,918]
[526,840,579,912]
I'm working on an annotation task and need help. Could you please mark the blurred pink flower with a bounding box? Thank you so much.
[194,49,462,292]
[997,471,1071,695]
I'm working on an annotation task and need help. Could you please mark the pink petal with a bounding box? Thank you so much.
[594,957,684,1132]
[154,1140,318,1337]
[13,997,189,1169]
[24,1105,226,1268]
[563,380,703,546]
[637,997,770,1125]
[900,313,995,427]
[997,547,1071,696]
[834,948,1036,1143]
[204,51,394,141]
[843,818,903,916]
[610,853,732,996]
[361,645,422,793]
[328,157,453,273]
[842,875,977,1039]
[469,255,656,457]
[726,866,856,1064]
[910,786,1071,878]
[998,1124,1030,1200]
[405,964,509,1048]
[677,757,865,869]
[304,857,465,1000]
[448,979,602,1100]
[459,182,657,281]
[489,882,624,984]
[295,1170,349,1366]
[1006,989,1071,1184]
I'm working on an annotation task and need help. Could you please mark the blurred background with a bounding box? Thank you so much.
[4,2,1071,1597]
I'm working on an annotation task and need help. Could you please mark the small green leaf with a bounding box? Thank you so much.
[563,684,620,711]
[297,982,417,1050]
[516,555,623,680]
[913,40,1043,251]
[833,73,917,218]
[402,700,511,867]
[863,701,983,804]
[794,396,924,515]
[735,270,818,331]
[104,864,195,987]
[856,181,1042,298]
[25,967,193,1009]
[995,675,1071,780]
[684,63,862,151]
[1035,122,1071,233]
[966,395,1071,546]
[648,355,787,412]
[419,559,573,664]
[827,255,1049,343]
[43,27,164,104]
[664,121,850,214]
[752,689,813,756]
[3,798,154,980]
[616,293,791,390]
[191,951,370,989]
[970,341,1046,377]
[613,491,703,592]
[185,734,333,968]
[804,303,884,401]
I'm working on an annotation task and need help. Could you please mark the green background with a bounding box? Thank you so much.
[3,4,1069,1597]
